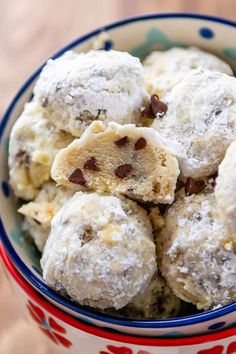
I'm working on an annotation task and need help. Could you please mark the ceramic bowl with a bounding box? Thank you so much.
[1,243,236,354]
[1,13,236,337]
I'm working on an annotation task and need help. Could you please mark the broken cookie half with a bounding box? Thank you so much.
[51,121,180,204]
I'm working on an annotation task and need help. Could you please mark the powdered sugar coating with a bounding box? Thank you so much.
[18,182,74,251]
[152,69,236,178]
[8,101,74,200]
[159,192,236,310]
[143,47,233,99]
[215,140,236,234]
[41,192,156,309]
[34,50,148,137]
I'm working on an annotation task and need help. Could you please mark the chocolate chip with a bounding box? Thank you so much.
[68,168,86,185]
[41,97,48,107]
[33,218,41,225]
[83,157,100,171]
[141,94,168,118]
[215,110,222,115]
[141,102,153,118]
[150,94,168,116]
[81,226,94,247]
[185,178,206,196]
[135,137,147,150]
[115,164,133,179]
[115,136,128,147]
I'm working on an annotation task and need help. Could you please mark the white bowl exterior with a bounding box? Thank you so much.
[1,14,236,337]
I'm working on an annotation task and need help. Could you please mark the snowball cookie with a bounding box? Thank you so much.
[41,192,157,309]
[18,182,74,251]
[143,47,233,99]
[8,101,74,200]
[33,50,148,137]
[51,121,179,204]
[159,191,236,310]
[120,272,182,319]
[215,140,236,234]
[152,69,236,178]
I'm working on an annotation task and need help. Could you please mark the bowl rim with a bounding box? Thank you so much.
[1,242,236,347]
[1,12,236,329]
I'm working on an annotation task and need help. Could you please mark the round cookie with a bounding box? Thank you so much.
[18,182,74,251]
[119,273,182,319]
[152,69,236,178]
[159,191,236,310]
[33,50,148,137]
[215,140,236,234]
[8,101,74,200]
[51,121,180,204]
[143,47,233,99]
[41,192,157,310]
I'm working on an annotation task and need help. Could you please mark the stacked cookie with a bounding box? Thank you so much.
[8,47,236,318]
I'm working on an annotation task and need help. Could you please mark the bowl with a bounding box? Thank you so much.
[1,243,236,354]
[1,12,236,337]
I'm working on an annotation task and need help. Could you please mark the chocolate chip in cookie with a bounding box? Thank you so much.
[83,157,100,171]
[69,168,86,185]
[151,94,168,116]
[114,136,129,147]
[135,137,147,150]
[185,178,206,196]
[141,94,168,118]
[115,164,133,179]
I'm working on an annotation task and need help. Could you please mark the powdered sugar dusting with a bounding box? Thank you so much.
[215,140,236,234]
[41,192,156,309]
[160,191,236,310]
[152,69,236,178]
[143,46,233,98]
[34,50,148,137]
